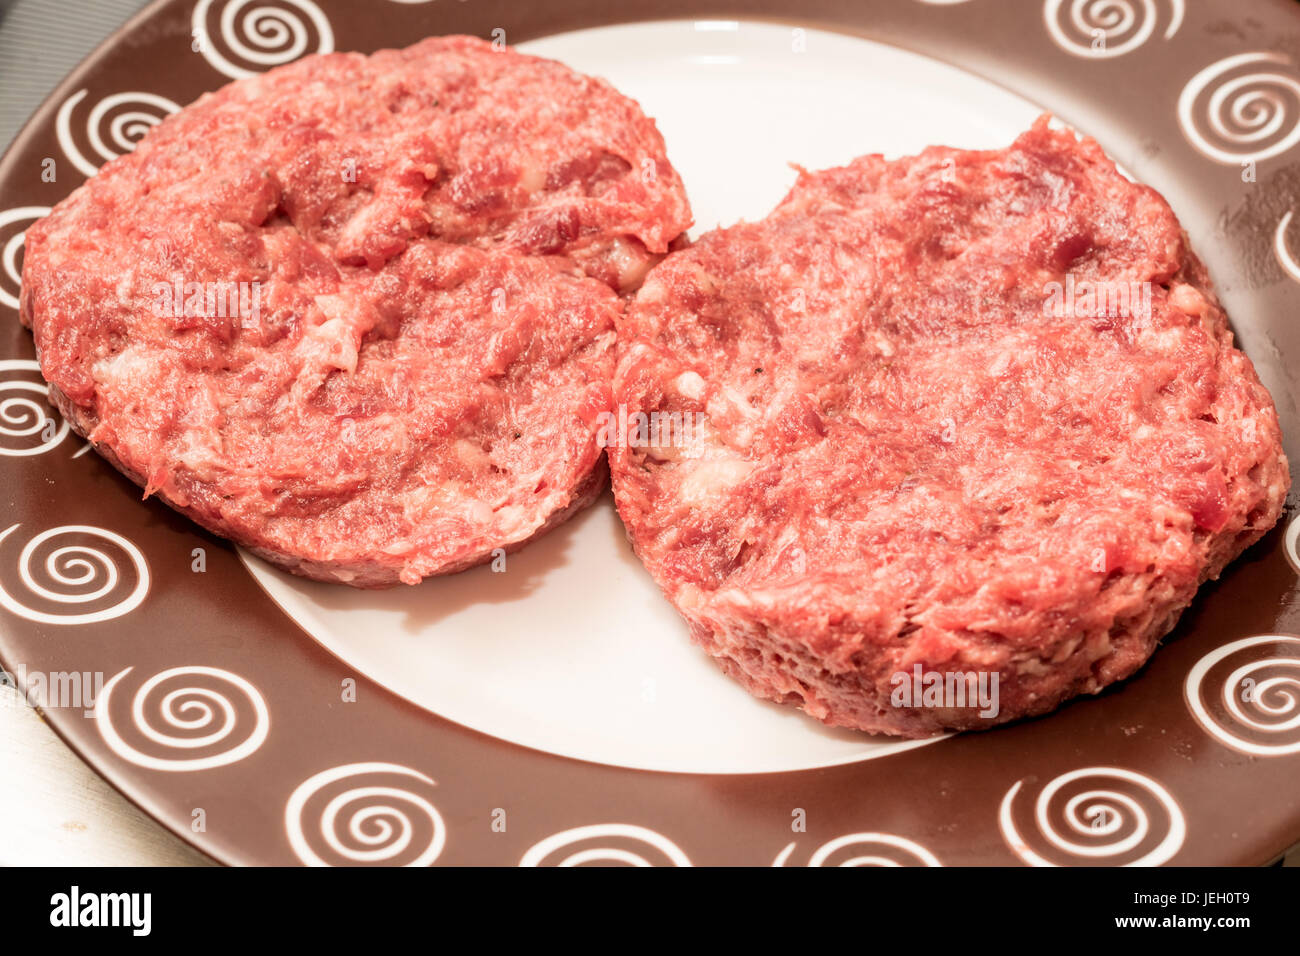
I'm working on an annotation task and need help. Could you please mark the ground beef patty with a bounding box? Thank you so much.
[610,117,1289,736]
[21,36,691,587]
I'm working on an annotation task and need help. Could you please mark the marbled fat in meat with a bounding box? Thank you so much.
[21,36,692,586]
[610,117,1289,735]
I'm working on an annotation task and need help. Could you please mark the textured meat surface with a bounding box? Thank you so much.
[22,36,691,586]
[610,117,1290,736]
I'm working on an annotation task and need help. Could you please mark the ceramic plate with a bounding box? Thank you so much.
[0,0,1298,866]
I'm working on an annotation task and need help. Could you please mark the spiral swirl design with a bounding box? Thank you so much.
[55,89,180,179]
[1275,213,1300,285]
[193,0,334,80]
[1284,514,1300,574]
[0,360,69,457]
[1177,52,1300,164]
[95,666,270,771]
[0,524,148,625]
[1043,0,1183,59]
[999,767,1185,866]
[286,763,446,866]
[520,824,692,867]
[1184,635,1300,757]
[0,206,50,311]
[773,832,942,867]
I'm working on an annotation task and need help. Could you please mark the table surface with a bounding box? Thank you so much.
[0,0,1295,869]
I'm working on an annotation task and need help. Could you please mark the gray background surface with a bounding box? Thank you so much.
[0,0,147,148]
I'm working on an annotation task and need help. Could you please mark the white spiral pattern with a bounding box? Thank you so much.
[1000,767,1185,866]
[1285,514,1300,574]
[1044,0,1183,58]
[1184,635,1300,757]
[0,206,49,311]
[286,763,446,866]
[55,89,180,179]
[0,524,148,625]
[193,0,334,80]
[1177,52,1300,165]
[520,824,692,867]
[95,666,270,771]
[773,832,942,867]
[1274,212,1300,285]
[0,360,69,457]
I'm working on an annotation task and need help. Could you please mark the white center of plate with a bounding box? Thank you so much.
[241,20,1045,774]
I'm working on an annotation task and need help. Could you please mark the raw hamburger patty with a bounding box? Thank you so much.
[21,36,691,587]
[610,117,1289,736]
